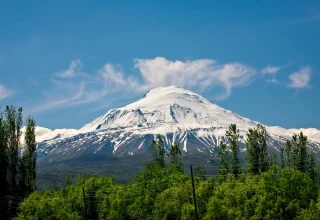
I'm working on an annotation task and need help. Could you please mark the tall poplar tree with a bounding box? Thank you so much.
[257,124,269,172]
[297,132,308,172]
[246,124,269,174]
[150,134,166,168]
[282,132,315,179]
[246,127,259,174]
[280,148,285,169]
[22,117,37,196]
[226,124,240,176]
[5,106,23,196]
[285,133,308,172]
[0,110,8,218]
[285,140,292,167]
[308,153,316,180]
[218,140,229,177]
[168,143,183,173]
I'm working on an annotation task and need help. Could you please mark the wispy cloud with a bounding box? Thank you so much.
[0,84,14,100]
[288,67,311,89]
[261,65,282,75]
[54,59,83,78]
[31,60,136,113]
[261,64,292,85]
[32,82,85,113]
[32,57,292,113]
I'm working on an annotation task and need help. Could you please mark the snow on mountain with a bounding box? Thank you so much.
[33,86,320,163]
[79,85,320,142]
[80,86,257,133]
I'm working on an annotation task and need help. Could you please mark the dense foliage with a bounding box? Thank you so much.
[0,106,37,220]
[14,124,320,220]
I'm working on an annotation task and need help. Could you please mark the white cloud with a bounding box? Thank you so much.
[32,57,279,112]
[54,59,83,78]
[31,61,135,113]
[288,67,311,89]
[261,65,281,75]
[0,84,14,100]
[134,57,256,99]
[32,82,85,113]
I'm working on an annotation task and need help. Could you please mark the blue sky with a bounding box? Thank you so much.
[0,0,319,129]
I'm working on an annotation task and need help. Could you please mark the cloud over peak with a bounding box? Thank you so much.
[32,57,258,112]
[134,57,256,99]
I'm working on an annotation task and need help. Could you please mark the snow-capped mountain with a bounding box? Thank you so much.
[80,86,257,133]
[35,86,320,164]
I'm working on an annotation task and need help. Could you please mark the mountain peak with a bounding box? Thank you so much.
[141,86,202,102]
[80,86,257,133]
[122,86,212,111]
[144,85,190,97]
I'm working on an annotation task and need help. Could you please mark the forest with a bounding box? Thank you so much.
[10,122,320,219]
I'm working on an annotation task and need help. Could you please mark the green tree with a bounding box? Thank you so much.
[225,124,240,177]
[194,166,206,181]
[21,117,37,197]
[152,183,192,220]
[168,144,183,173]
[269,151,277,167]
[284,132,312,175]
[308,153,316,181]
[246,127,259,174]
[0,106,37,219]
[257,124,269,172]
[280,148,285,169]
[297,200,320,220]
[297,132,308,172]
[246,124,269,175]
[218,140,229,178]
[204,167,316,220]
[285,140,292,167]
[150,134,166,168]
[5,106,23,219]
[196,179,215,219]
[63,176,72,187]
[5,106,23,197]
[0,110,8,218]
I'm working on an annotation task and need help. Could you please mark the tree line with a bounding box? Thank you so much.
[0,106,37,220]
[218,124,316,180]
[12,123,320,219]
